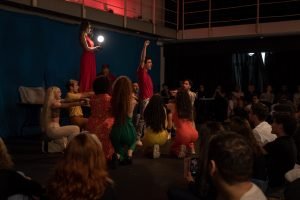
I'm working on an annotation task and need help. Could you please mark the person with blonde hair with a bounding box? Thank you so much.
[0,138,43,199]
[110,76,138,165]
[41,86,83,152]
[47,133,116,200]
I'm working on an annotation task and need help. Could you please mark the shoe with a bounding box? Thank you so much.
[127,157,133,165]
[120,157,133,165]
[167,133,171,140]
[153,144,160,159]
[178,145,186,158]
[110,153,119,169]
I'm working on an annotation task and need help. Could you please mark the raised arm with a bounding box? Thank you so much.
[138,40,150,70]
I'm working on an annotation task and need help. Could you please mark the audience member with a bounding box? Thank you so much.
[208,133,267,200]
[248,102,276,146]
[47,133,116,200]
[229,116,268,192]
[97,64,116,93]
[168,132,267,200]
[264,112,297,191]
[0,138,44,199]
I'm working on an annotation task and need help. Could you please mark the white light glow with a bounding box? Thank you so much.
[248,52,255,56]
[97,35,105,43]
[261,52,266,64]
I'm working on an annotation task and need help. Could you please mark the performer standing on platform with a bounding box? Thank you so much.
[79,21,101,92]
[136,40,153,146]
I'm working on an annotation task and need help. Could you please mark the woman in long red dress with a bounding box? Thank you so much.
[79,21,101,92]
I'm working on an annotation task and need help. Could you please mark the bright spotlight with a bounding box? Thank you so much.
[97,35,105,43]
[248,52,255,56]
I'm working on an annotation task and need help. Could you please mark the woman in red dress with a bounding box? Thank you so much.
[86,76,115,160]
[79,21,101,92]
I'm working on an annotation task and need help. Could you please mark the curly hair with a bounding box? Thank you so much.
[144,94,166,132]
[93,75,110,95]
[48,134,113,200]
[175,89,193,121]
[111,76,133,125]
[0,138,14,170]
[208,132,253,184]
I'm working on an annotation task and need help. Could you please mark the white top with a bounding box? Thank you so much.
[188,91,197,106]
[240,184,267,200]
[253,121,277,146]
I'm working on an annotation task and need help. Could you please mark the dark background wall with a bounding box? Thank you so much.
[164,35,300,95]
[0,9,160,138]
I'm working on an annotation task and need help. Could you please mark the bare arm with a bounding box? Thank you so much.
[80,91,94,98]
[80,33,101,52]
[52,99,85,109]
[138,40,150,70]
[166,102,176,114]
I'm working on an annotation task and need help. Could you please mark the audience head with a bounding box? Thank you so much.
[48,133,112,200]
[208,132,253,185]
[175,89,193,121]
[0,138,14,170]
[266,84,273,92]
[229,116,263,155]
[111,76,133,124]
[199,84,205,92]
[272,112,297,137]
[93,75,110,95]
[249,102,269,123]
[144,94,166,132]
[248,84,255,92]
[132,82,139,94]
[205,121,224,136]
[100,64,110,76]
[272,101,296,115]
[162,83,168,90]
